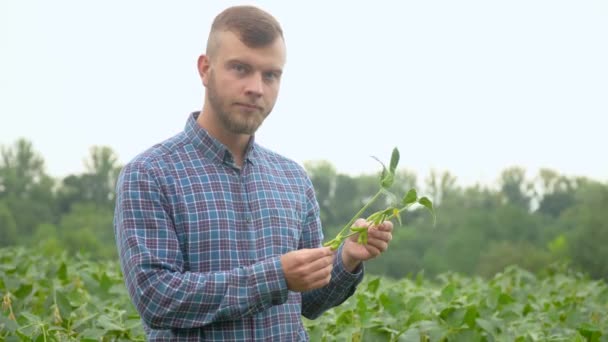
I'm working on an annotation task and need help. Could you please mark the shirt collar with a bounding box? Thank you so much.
[184,112,257,166]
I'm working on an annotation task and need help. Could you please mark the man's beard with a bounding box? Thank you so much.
[207,71,271,135]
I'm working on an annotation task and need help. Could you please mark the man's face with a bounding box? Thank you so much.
[203,31,286,135]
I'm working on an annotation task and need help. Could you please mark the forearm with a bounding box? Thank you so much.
[120,244,288,329]
[300,243,364,319]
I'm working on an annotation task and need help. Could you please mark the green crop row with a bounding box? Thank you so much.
[1,246,607,341]
[306,266,608,341]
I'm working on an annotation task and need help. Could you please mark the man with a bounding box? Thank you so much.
[114,5,393,341]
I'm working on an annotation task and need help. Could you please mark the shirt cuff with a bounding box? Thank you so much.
[332,243,364,283]
[251,255,289,307]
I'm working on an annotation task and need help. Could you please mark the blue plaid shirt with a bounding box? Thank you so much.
[114,112,364,341]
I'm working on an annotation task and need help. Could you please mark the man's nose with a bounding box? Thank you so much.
[244,73,264,97]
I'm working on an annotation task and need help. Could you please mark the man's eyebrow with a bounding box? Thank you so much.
[225,58,282,74]
[225,58,251,67]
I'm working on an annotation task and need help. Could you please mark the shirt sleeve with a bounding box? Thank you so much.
[298,174,364,319]
[114,160,289,329]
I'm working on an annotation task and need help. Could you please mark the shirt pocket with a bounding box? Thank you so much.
[257,207,302,257]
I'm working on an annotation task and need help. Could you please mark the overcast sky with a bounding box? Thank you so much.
[1,0,606,186]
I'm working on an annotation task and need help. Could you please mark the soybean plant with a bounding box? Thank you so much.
[323,148,436,251]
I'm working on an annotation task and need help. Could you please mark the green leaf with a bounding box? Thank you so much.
[356,298,374,327]
[55,292,73,317]
[463,305,479,328]
[380,173,394,189]
[439,306,466,327]
[97,314,125,332]
[440,284,456,302]
[361,327,392,341]
[335,310,355,327]
[20,311,40,323]
[405,296,426,311]
[379,292,403,316]
[99,272,113,293]
[498,292,514,306]
[402,189,418,205]
[389,147,400,174]
[449,328,482,342]
[418,197,436,225]
[0,314,19,333]
[57,262,68,282]
[577,322,602,341]
[476,318,498,337]
[80,328,106,340]
[366,278,381,294]
[13,284,33,299]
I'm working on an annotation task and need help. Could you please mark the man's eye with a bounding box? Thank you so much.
[232,64,247,73]
[263,72,277,81]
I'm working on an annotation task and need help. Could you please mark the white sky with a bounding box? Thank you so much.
[1,1,607,187]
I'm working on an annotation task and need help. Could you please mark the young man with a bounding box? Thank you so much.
[114,5,393,341]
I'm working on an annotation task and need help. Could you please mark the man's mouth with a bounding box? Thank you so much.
[234,102,263,111]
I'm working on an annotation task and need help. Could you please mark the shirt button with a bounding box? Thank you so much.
[246,216,252,223]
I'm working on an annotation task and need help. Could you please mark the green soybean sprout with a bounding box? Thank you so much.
[323,147,436,251]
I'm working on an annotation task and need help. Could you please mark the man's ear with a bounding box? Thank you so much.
[197,54,210,87]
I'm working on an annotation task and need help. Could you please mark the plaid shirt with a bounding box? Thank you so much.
[114,112,364,341]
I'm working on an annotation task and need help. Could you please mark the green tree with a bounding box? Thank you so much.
[562,181,608,280]
[498,167,532,211]
[54,203,117,260]
[0,138,55,237]
[56,146,121,213]
[425,169,458,207]
[534,169,577,218]
[0,201,17,246]
[304,160,337,226]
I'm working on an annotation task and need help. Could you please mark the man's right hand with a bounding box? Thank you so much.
[280,247,335,292]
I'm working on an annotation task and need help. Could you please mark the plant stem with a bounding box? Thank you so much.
[338,190,383,237]
[324,190,384,249]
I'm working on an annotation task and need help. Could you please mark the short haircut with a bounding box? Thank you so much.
[206,6,284,57]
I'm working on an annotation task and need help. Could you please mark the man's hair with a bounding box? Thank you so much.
[206,6,284,56]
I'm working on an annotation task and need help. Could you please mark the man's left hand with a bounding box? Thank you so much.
[341,218,393,272]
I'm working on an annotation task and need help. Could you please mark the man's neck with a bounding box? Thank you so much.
[196,109,250,167]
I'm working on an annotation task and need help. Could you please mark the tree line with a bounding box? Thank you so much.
[1,138,606,280]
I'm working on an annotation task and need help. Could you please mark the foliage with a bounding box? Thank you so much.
[0,246,144,341]
[2,246,607,341]
[1,137,608,284]
[305,266,608,341]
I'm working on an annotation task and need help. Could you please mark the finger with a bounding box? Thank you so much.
[304,254,334,273]
[369,229,392,242]
[299,247,333,262]
[309,269,333,289]
[366,239,389,253]
[306,263,333,284]
[314,246,334,257]
[365,232,390,251]
[353,218,369,228]
[364,242,383,257]
[377,221,394,232]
